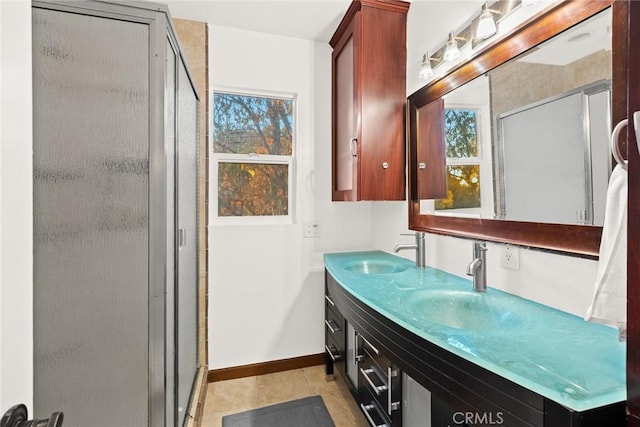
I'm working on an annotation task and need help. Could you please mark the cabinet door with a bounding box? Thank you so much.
[409,98,447,201]
[345,322,359,391]
[332,15,359,201]
[403,374,432,427]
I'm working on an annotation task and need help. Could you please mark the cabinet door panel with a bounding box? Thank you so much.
[345,322,359,390]
[411,98,447,200]
[332,21,358,201]
[359,5,407,201]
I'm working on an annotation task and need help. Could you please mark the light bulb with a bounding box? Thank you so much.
[476,7,497,39]
[444,32,461,62]
[419,54,434,80]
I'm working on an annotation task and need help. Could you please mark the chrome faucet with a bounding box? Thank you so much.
[466,241,487,292]
[394,232,426,268]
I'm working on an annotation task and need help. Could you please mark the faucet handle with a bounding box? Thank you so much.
[472,241,487,258]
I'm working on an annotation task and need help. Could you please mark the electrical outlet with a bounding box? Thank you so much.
[500,244,520,270]
[303,221,320,238]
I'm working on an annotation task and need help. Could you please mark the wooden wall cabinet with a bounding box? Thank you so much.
[330,0,409,201]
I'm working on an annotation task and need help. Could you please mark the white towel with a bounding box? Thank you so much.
[585,164,627,336]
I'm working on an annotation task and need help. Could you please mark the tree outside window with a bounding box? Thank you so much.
[213,91,294,218]
[435,108,482,210]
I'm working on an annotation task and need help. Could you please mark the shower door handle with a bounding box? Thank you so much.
[178,229,187,248]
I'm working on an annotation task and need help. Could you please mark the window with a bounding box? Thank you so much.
[212,90,295,220]
[435,108,482,210]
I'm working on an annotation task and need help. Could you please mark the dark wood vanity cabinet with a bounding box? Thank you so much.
[330,0,409,201]
[325,272,403,426]
[325,270,625,427]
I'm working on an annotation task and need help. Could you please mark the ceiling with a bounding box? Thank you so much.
[164,0,352,42]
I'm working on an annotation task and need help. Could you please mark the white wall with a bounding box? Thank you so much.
[372,0,599,319]
[0,0,34,413]
[208,26,373,369]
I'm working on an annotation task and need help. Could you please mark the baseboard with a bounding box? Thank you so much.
[207,353,325,382]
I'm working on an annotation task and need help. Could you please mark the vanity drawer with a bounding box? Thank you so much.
[361,387,392,427]
[361,335,390,373]
[325,295,344,349]
[325,304,343,337]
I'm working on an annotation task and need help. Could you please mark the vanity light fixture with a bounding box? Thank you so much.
[419,53,434,80]
[443,31,461,62]
[420,0,520,79]
[476,2,497,39]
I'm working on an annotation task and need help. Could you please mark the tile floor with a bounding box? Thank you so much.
[201,365,369,426]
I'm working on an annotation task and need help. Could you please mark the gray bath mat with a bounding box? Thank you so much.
[222,395,335,427]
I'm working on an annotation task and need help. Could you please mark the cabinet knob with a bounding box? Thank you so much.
[418,162,426,170]
[350,138,358,157]
[382,162,389,169]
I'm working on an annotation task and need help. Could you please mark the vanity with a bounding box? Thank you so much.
[324,251,626,427]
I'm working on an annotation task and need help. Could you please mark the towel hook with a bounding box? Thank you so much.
[610,119,628,171]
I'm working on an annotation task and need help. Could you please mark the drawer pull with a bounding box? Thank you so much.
[324,319,341,334]
[360,403,388,427]
[325,345,341,362]
[325,295,335,306]
[387,366,399,414]
[360,368,387,395]
[361,336,380,355]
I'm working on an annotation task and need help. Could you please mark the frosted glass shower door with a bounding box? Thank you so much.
[176,59,199,426]
[33,7,150,426]
[500,92,587,224]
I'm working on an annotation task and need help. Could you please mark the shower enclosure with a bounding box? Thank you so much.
[32,1,199,426]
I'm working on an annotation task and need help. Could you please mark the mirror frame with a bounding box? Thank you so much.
[407,0,626,257]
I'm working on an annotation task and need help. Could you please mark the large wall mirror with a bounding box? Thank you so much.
[407,0,625,257]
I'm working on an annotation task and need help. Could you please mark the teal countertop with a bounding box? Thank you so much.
[324,250,626,412]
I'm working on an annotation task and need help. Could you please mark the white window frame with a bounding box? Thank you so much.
[211,87,297,225]
[433,105,483,214]
[421,104,494,216]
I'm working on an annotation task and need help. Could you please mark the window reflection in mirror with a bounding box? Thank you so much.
[419,8,611,227]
